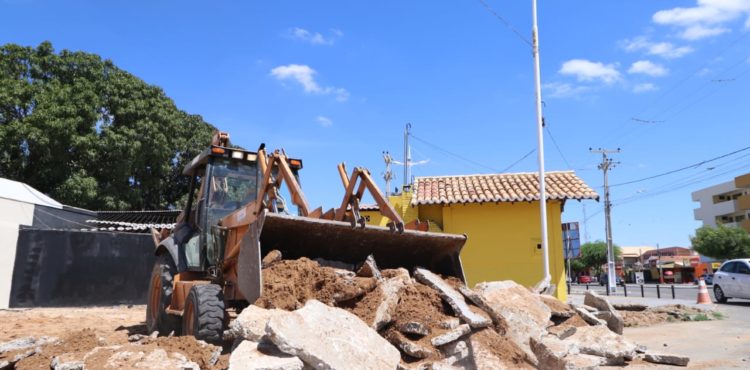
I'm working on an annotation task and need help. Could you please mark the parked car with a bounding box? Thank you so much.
[578,275,592,284]
[598,273,623,286]
[713,259,750,303]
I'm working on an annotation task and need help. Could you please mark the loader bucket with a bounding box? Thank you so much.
[237,211,466,303]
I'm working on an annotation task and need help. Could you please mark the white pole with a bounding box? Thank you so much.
[532,0,551,288]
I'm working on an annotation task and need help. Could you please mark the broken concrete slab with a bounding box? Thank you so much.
[548,325,576,340]
[530,335,578,370]
[230,305,285,342]
[356,254,382,280]
[464,281,551,361]
[0,336,57,354]
[440,340,468,361]
[643,353,690,367]
[583,291,624,335]
[228,340,304,370]
[385,331,433,359]
[580,305,597,312]
[467,329,530,370]
[371,276,409,330]
[431,324,471,347]
[266,300,401,370]
[567,325,637,363]
[570,305,606,326]
[539,295,575,318]
[314,258,355,271]
[262,250,283,268]
[439,318,460,330]
[397,321,430,337]
[414,268,491,329]
[51,354,84,370]
[563,353,604,370]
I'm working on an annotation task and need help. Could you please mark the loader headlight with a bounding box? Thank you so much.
[231,151,244,159]
[246,153,257,161]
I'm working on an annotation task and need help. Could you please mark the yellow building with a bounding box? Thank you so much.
[363,171,598,301]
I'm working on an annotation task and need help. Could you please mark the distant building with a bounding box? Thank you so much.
[620,245,656,269]
[691,173,750,232]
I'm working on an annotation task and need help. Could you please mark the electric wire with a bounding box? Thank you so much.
[545,125,572,169]
[476,0,532,47]
[501,148,536,172]
[409,133,501,173]
[608,145,750,188]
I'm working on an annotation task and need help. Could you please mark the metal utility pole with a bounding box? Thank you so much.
[591,148,620,293]
[532,0,551,289]
[382,151,394,197]
[403,123,412,189]
[657,243,664,284]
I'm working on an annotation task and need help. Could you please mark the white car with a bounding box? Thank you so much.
[713,258,750,303]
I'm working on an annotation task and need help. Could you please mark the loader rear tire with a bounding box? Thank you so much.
[182,284,225,344]
[146,254,182,336]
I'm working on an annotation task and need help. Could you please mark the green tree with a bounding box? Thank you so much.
[691,225,750,260]
[0,42,215,210]
[578,240,622,275]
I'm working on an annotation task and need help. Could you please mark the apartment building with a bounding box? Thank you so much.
[691,173,750,232]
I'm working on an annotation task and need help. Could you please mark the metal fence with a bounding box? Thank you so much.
[567,283,703,300]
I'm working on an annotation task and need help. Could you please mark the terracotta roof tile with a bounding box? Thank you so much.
[412,171,599,205]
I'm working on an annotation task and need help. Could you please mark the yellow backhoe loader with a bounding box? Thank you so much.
[147,132,466,343]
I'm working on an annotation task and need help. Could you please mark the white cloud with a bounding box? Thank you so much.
[287,27,341,45]
[653,0,750,40]
[270,64,349,101]
[559,59,621,84]
[633,83,658,93]
[622,37,694,59]
[681,24,730,39]
[628,60,669,77]
[542,82,591,98]
[316,116,333,127]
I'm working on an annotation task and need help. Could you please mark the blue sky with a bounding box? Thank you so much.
[3,0,750,248]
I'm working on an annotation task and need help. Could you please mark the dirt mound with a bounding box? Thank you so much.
[621,304,715,327]
[254,257,376,310]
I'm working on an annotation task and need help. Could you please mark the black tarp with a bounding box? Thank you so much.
[10,229,155,307]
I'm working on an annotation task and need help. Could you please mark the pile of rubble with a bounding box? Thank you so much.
[0,252,693,370]
[225,252,691,369]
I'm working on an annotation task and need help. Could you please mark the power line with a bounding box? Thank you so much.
[545,125,572,169]
[609,145,750,187]
[501,148,536,172]
[476,0,532,47]
[409,133,501,172]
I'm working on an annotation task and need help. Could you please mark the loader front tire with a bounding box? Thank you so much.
[146,254,182,336]
[182,284,225,344]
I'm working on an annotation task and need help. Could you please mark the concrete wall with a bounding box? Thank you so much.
[9,229,155,307]
[692,180,740,227]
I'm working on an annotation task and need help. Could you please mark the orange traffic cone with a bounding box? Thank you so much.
[696,278,712,304]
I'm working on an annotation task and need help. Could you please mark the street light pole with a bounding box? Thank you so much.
[532,0,551,290]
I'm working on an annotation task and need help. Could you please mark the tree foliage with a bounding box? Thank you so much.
[0,42,215,210]
[577,240,622,274]
[691,225,750,260]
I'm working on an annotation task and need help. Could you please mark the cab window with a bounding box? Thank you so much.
[720,262,737,273]
[737,263,750,275]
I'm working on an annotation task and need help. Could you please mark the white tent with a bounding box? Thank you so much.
[0,178,62,209]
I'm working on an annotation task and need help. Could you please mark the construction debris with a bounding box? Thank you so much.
[643,352,690,367]
[0,253,693,369]
[584,291,624,334]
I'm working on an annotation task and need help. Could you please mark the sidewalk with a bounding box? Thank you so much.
[567,294,713,310]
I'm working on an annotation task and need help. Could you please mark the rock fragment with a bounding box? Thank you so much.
[385,331,433,359]
[265,300,401,370]
[356,254,382,280]
[530,335,578,370]
[612,303,648,311]
[570,305,606,326]
[584,291,624,334]
[397,321,430,337]
[439,318,460,330]
[431,324,471,347]
[262,250,283,268]
[228,340,304,370]
[414,268,491,329]
[567,325,637,363]
[371,275,409,330]
[463,280,551,361]
[230,305,285,342]
[643,352,690,367]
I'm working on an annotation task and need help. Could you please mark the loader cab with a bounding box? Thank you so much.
[177,145,303,272]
